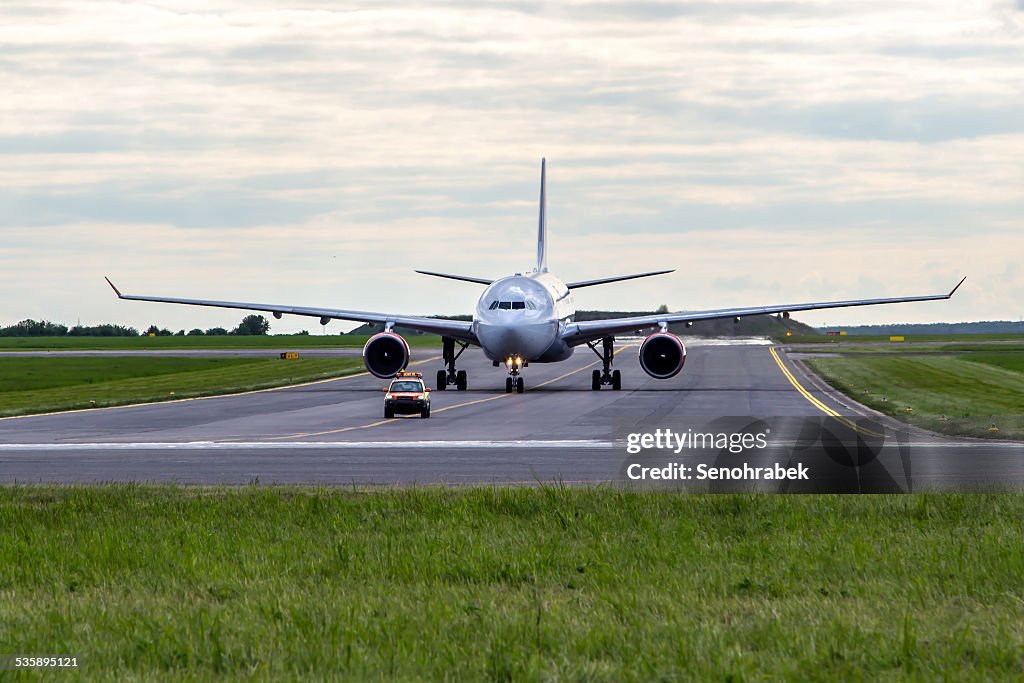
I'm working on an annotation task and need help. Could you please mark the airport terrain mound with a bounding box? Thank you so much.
[1,486,1021,680]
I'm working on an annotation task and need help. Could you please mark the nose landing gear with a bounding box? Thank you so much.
[437,337,469,391]
[587,336,621,390]
[504,355,525,393]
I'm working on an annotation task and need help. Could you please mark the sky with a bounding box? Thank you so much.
[1,0,1022,333]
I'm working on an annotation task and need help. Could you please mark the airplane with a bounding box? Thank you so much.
[105,159,966,394]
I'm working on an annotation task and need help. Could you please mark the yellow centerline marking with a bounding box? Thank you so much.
[0,355,441,423]
[769,346,841,417]
[272,345,638,440]
[769,346,883,437]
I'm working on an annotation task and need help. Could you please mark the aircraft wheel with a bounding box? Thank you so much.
[436,370,447,390]
[506,377,513,393]
[612,369,621,391]
[516,377,525,394]
[384,406,394,419]
[592,369,601,391]
[456,370,467,391]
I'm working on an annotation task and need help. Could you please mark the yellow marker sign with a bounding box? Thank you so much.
[786,331,792,337]
[890,336,905,342]
[280,352,300,360]
[839,331,848,336]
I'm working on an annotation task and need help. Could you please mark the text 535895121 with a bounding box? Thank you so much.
[2,655,79,669]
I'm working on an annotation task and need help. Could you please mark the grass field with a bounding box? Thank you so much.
[805,351,1024,439]
[0,357,366,417]
[0,334,440,350]
[0,487,1021,680]
[782,333,1024,343]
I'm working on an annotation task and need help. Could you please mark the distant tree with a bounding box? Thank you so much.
[656,304,670,314]
[145,324,173,336]
[0,319,69,337]
[232,314,270,336]
[292,329,310,336]
[68,324,139,337]
[205,327,228,336]
[187,328,205,336]
[174,329,185,336]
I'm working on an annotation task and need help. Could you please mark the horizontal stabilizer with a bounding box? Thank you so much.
[566,269,674,289]
[414,270,493,285]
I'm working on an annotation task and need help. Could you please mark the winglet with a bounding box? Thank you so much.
[947,276,967,298]
[104,276,122,298]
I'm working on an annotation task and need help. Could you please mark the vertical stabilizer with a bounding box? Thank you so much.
[536,158,548,272]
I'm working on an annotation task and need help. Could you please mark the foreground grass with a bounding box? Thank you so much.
[805,352,1024,439]
[0,357,365,417]
[0,487,1022,681]
[0,334,440,350]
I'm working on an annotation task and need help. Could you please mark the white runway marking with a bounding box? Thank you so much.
[0,440,1015,451]
[0,440,612,450]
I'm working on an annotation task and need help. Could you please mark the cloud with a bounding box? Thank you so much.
[0,0,1021,328]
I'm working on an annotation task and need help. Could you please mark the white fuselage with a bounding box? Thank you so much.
[472,272,575,363]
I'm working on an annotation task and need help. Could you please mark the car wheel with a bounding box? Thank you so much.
[384,407,394,419]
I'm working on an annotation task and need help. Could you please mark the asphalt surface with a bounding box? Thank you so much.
[1,338,1019,490]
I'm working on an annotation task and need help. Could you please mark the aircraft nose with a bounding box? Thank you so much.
[476,322,556,360]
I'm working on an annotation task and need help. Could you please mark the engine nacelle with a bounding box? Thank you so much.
[638,332,686,379]
[362,332,411,378]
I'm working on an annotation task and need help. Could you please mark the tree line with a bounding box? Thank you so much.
[0,315,289,337]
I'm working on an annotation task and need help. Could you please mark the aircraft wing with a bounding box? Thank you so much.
[105,278,477,343]
[561,277,966,346]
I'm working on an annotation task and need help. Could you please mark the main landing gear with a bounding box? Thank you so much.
[436,337,469,391]
[588,336,621,391]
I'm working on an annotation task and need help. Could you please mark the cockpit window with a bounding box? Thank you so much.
[490,299,536,311]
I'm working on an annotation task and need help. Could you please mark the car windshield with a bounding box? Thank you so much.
[390,381,422,392]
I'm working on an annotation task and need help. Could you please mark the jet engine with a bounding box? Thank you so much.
[362,332,410,378]
[638,332,686,379]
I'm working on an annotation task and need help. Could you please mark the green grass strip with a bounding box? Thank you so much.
[0,334,440,350]
[0,358,365,417]
[805,353,1024,439]
[0,487,1022,680]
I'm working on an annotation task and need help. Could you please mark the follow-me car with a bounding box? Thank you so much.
[106,160,964,394]
[383,371,431,419]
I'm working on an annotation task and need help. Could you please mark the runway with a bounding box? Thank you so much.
[1,339,1019,490]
